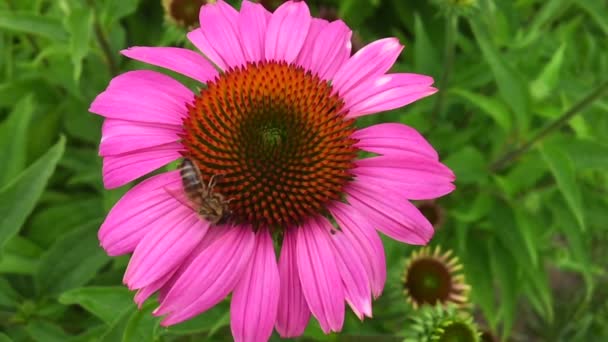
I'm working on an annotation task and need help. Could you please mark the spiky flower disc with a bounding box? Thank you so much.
[405,305,480,342]
[182,61,357,228]
[403,246,470,309]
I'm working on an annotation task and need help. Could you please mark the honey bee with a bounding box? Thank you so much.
[179,158,232,225]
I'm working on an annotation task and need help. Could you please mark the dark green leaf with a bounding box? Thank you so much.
[450,88,512,131]
[0,95,34,185]
[163,301,230,336]
[25,320,70,342]
[0,278,20,308]
[59,286,134,325]
[443,146,487,185]
[0,136,65,251]
[36,220,109,296]
[122,301,161,342]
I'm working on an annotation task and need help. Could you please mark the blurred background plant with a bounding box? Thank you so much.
[1,0,607,341]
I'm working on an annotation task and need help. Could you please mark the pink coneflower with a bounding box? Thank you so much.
[90,1,454,341]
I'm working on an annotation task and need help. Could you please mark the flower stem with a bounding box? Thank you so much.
[490,79,608,172]
[86,0,118,76]
[431,14,458,125]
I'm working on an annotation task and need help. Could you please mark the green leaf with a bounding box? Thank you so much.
[25,320,70,342]
[0,95,34,185]
[0,251,39,275]
[64,8,93,80]
[575,0,608,35]
[36,220,109,296]
[59,286,134,325]
[163,301,230,336]
[413,13,439,76]
[450,88,512,131]
[443,146,487,185]
[100,0,141,26]
[0,333,13,342]
[27,197,103,248]
[0,136,65,251]
[559,138,608,170]
[0,278,20,308]
[489,239,518,339]
[540,143,585,231]
[469,18,529,134]
[122,302,161,342]
[99,307,135,342]
[530,44,567,100]
[0,11,68,41]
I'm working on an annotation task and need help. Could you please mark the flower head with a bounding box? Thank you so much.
[405,305,481,342]
[90,0,454,341]
[403,246,470,309]
[162,0,213,28]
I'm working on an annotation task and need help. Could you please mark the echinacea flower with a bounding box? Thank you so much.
[403,246,470,309]
[90,1,455,341]
[404,305,480,342]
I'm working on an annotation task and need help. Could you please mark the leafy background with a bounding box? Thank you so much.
[1,0,607,341]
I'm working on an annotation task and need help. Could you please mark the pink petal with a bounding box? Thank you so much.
[189,0,245,70]
[265,0,311,63]
[329,202,386,299]
[157,227,231,303]
[230,228,279,342]
[344,73,437,117]
[323,217,372,320]
[345,182,434,245]
[102,142,182,189]
[155,225,255,326]
[99,119,181,156]
[295,18,328,73]
[353,155,456,200]
[98,171,182,256]
[310,20,352,80]
[121,47,218,84]
[124,211,209,290]
[352,123,439,160]
[275,228,311,337]
[296,218,344,333]
[332,38,403,97]
[134,269,176,308]
[89,70,193,125]
[238,1,270,62]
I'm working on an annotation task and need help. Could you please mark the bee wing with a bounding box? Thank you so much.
[163,186,197,212]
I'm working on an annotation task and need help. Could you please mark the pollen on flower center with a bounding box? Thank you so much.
[181,61,358,229]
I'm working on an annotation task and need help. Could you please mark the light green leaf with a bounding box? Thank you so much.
[0,95,34,185]
[0,251,38,275]
[540,143,585,231]
[36,220,109,296]
[0,11,68,41]
[0,333,13,342]
[59,286,134,325]
[560,138,608,170]
[470,19,529,134]
[530,44,567,100]
[443,146,487,185]
[450,88,512,131]
[64,8,93,80]
[0,136,65,251]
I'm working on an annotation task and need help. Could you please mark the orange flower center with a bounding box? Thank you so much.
[181,61,358,229]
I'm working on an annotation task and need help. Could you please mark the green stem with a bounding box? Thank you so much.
[86,0,118,76]
[490,79,608,172]
[431,14,459,125]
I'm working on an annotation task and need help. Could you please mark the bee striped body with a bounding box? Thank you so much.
[180,159,231,225]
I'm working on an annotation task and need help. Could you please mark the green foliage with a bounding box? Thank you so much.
[0,0,607,341]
